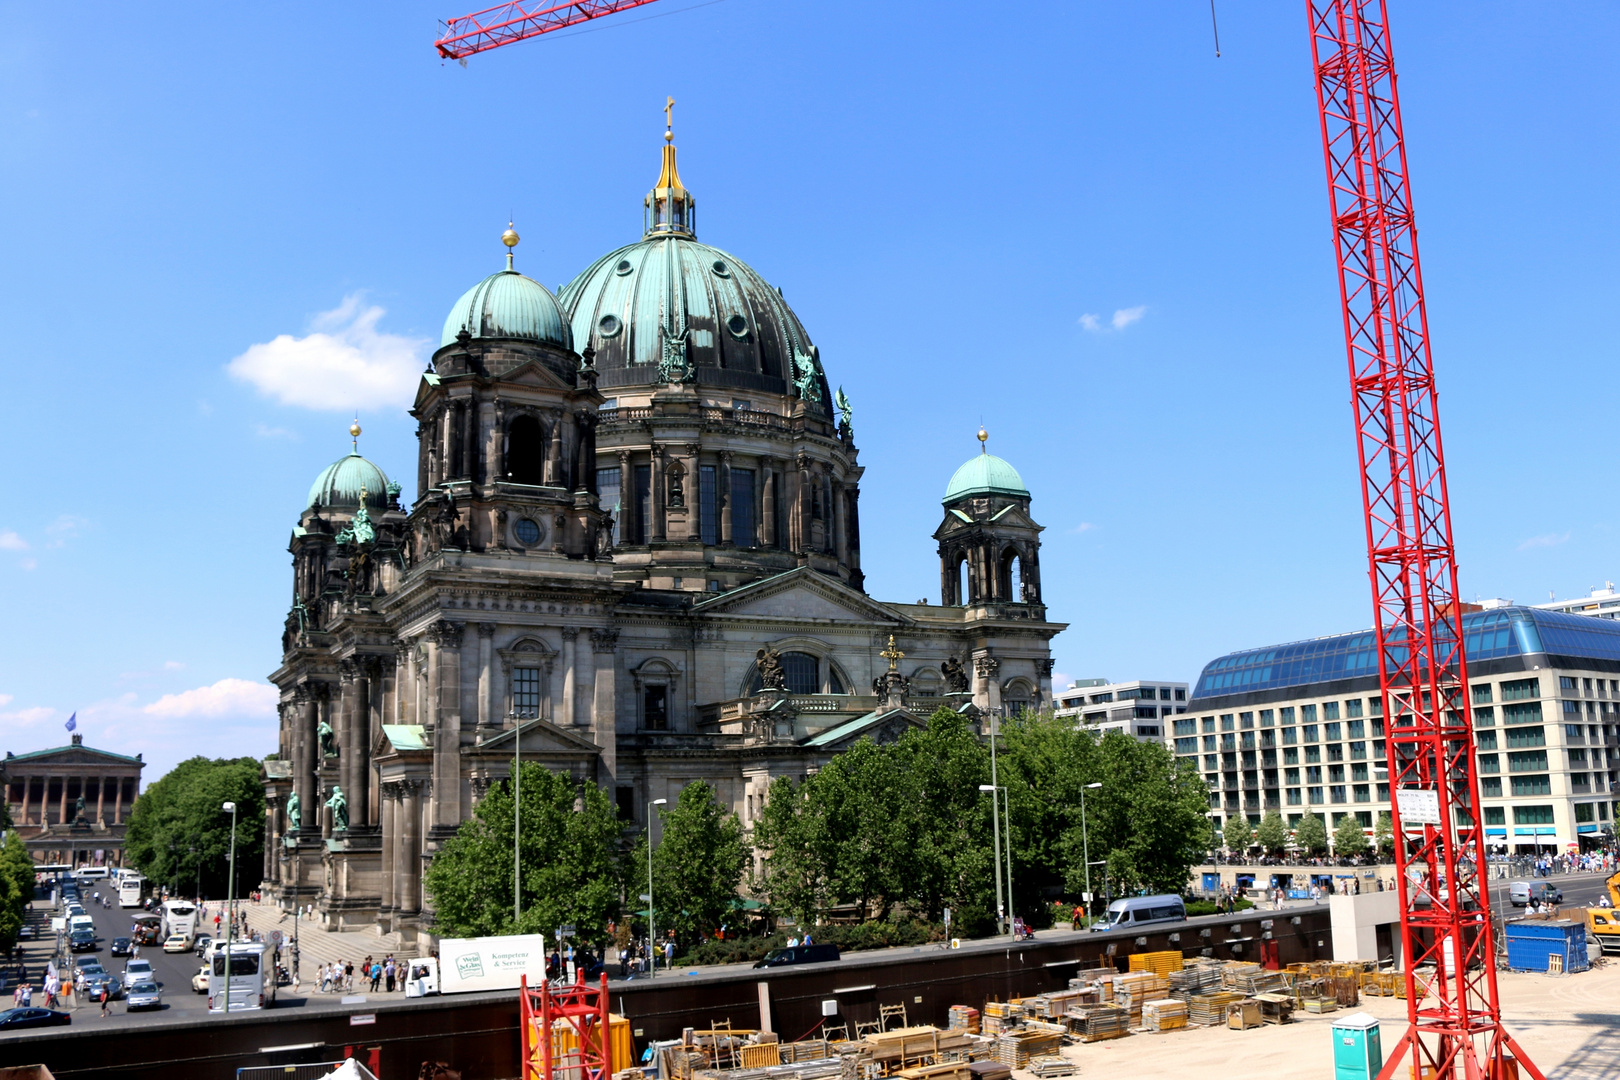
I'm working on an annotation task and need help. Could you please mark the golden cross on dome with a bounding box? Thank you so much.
[880,634,905,672]
[664,96,675,136]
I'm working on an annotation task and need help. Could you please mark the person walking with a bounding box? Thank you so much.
[98,982,109,1018]
[384,957,396,993]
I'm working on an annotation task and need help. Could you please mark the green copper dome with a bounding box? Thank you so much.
[308,453,391,511]
[943,453,1028,504]
[441,269,572,350]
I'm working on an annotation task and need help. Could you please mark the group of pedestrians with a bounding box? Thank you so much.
[313,954,406,994]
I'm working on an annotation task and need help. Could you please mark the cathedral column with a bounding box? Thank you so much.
[379,786,396,915]
[795,454,811,554]
[561,628,578,727]
[576,412,598,494]
[833,481,848,565]
[650,443,666,543]
[545,412,563,486]
[761,464,777,548]
[617,450,635,543]
[339,662,361,831]
[296,687,316,836]
[591,630,619,780]
[431,621,465,829]
[465,398,481,483]
[400,780,422,915]
[477,623,495,729]
[719,451,734,545]
[112,776,123,825]
[441,404,456,483]
[975,655,1002,714]
[262,798,276,882]
[95,775,105,824]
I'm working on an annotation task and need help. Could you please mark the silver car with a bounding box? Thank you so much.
[122,960,154,989]
[125,981,161,1011]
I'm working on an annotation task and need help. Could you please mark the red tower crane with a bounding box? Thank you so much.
[1307,3,1542,1077]
[437,3,1547,1075]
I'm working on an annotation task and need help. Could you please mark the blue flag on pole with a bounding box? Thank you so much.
[64,713,76,732]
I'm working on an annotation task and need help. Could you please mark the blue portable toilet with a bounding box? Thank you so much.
[1332,1012,1383,1080]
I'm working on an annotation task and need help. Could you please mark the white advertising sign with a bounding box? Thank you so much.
[436,933,552,995]
[1395,788,1441,826]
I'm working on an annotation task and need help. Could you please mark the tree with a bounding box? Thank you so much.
[424,762,622,942]
[1334,814,1370,859]
[642,780,747,945]
[1295,811,1328,856]
[1255,810,1288,858]
[1224,816,1254,857]
[0,832,36,952]
[124,756,264,899]
[1374,811,1394,857]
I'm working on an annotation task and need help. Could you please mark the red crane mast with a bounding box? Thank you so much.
[1307,3,1543,1077]
[435,0,665,59]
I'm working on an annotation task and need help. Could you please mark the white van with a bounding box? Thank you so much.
[73,867,109,881]
[1092,894,1188,932]
[68,914,95,936]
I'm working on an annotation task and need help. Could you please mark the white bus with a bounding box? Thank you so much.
[73,866,109,881]
[161,900,199,940]
[209,941,276,1012]
[118,874,144,907]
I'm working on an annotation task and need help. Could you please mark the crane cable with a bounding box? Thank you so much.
[1209,0,1222,58]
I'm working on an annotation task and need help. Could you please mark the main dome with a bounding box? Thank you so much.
[308,453,392,511]
[441,268,572,351]
[944,453,1028,503]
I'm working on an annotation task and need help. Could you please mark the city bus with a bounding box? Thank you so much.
[118,873,144,907]
[161,899,198,940]
[209,941,276,1012]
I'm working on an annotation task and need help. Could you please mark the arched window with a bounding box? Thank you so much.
[748,651,832,695]
[1000,546,1022,602]
[957,555,971,605]
[507,416,545,485]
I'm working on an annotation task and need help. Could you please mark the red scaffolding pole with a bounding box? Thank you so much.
[520,973,615,1080]
[1306,3,1544,1078]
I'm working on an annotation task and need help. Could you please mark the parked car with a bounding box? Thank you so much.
[16,925,36,941]
[193,934,213,956]
[69,929,96,953]
[72,958,105,980]
[122,959,154,989]
[125,982,162,1011]
[191,965,210,993]
[1509,881,1563,907]
[753,943,841,968]
[162,934,191,953]
[0,1007,72,1030]
[110,937,133,957]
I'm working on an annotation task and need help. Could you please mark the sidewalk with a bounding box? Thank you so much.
[236,902,415,992]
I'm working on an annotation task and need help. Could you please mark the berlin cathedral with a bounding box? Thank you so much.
[261,119,1065,939]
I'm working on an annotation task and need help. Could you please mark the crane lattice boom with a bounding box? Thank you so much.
[436,0,665,59]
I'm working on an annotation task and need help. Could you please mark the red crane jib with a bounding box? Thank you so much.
[1307,2,1543,1078]
[436,0,667,58]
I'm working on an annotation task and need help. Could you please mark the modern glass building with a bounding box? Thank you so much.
[1178,606,1620,854]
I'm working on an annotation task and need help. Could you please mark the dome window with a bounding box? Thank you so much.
[598,314,623,338]
[726,313,749,338]
[710,259,731,278]
[615,259,634,276]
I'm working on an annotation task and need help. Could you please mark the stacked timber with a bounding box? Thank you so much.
[1227,969,1289,996]
[1167,961,1224,999]
[992,1028,1063,1068]
[894,1063,970,1080]
[1128,951,1185,976]
[784,1042,832,1064]
[1141,999,1188,1032]
[1112,972,1170,1027]
[947,1007,980,1035]
[1067,1005,1129,1044]
[967,1061,1011,1080]
[981,1002,1015,1036]
[690,1058,846,1080]
[1186,991,1244,1027]
[1027,1057,1076,1079]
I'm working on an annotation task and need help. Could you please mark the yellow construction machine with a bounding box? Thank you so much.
[1579,870,1620,956]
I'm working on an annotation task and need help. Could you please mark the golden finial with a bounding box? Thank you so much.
[977,425,988,453]
[664,95,675,141]
[350,418,362,452]
[880,634,905,672]
[502,221,520,270]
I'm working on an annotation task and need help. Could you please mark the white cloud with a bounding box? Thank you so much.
[164,660,186,671]
[1052,672,1072,689]
[228,294,429,411]
[0,531,28,550]
[1518,532,1570,551]
[18,558,36,571]
[254,423,298,440]
[1080,306,1148,333]
[0,694,11,707]
[1070,522,1097,534]
[1112,305,1147,330]
[143,678,278,720]
[45,515,87,547]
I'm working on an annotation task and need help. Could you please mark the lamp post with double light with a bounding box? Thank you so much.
[647,798,667,975]
[221,800,238,1015]
[1079,782,1102,925]
[978,784,1014,940]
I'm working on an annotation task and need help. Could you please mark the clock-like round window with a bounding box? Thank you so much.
[514,518,542,546]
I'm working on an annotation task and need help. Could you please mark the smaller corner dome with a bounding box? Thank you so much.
[944,453,1029,504]
[441,270,572,350]
[308,453,391,511]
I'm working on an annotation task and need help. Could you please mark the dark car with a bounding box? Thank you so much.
[0,1007,72,1030]
[110,937,133,957]
[753,943,841,968]
[69,929,96,953]
[85,974,123,1001]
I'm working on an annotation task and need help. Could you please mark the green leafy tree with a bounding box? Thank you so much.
[0,832,36,951]
[124,756,264,898]
[639,780,747,945]
[424,762,622,942]
[1374,811,1394,857]
[895,709,995,927]
[1295,811,1328,856]
[1224,816,1254,857]
[1255,810,1289,858]
[751,775,836,925]
[1333,814,1370,859]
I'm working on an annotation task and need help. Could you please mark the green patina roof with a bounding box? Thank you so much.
[943,452,1028,503]
[803,709,916,748]
[382,724,429,751]
[441,269,571,350]
[307,453,391,512]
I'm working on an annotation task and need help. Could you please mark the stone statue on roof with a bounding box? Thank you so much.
[318,719,338,758]
[942,656,970,694]
[755,646,787,692]
[286,791,301,832]
[324,785,348,831]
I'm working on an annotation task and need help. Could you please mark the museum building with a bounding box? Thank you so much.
[261,123,1065,937]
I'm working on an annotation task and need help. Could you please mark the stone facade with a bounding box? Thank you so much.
[4,734,144,867]
[261,130,1065,939]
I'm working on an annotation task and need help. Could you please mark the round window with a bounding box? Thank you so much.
[711,259,730,277]
[514,518,542,546]
[726,313,749,337]
[615,259,634,276]
[597,313,622,338]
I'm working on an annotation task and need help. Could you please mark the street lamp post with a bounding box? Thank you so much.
[513,712,523,929]
[648,798,667,976]
[221,800,238,1016]
[978,784,1011,940]
[1079,782,1102,926]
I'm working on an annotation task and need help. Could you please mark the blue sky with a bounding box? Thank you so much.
[2,2,1616,783]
